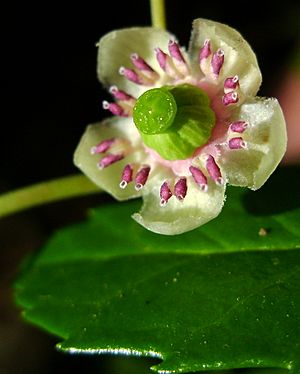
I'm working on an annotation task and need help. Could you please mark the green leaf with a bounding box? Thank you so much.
[15,167,300,373]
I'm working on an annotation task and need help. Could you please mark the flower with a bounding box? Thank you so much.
[74,19,287,235]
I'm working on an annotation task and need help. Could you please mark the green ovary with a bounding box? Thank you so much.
[133,84,216,160]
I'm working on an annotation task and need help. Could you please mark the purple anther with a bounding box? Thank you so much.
[222,91,239,106]
[168,40,185,62]
[119,66,141,84]
[135,166,151,190]
[199,39,211,62]
[98,154,124,169]
[228,137,247,150]
[91,138,115,155]
[229,121,248,133]
[211,48,224,77]
[224,75,239,90]
[131,53,154,72]
[120,164,133,189]
[109,86,134,101]
[174,178,187,201]
[206,155,223,185]
[160,181,172,206]
[189,166,208,192]
[155,48,167,70]
[102,101,125,116]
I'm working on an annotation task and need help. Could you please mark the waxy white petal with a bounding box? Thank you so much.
[220,97,287,190]
[133,175,226,235]
[189,19,262,97]
[74,117,146,200]
[97,27,175,97]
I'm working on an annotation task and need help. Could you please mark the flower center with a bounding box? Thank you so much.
[133,84,215,160]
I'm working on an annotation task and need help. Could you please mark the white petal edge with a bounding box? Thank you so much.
[188,18,262,97]
[97,27,175,98]
[74,117,146,200]
[219,97,287,190]
[133,173,226,235]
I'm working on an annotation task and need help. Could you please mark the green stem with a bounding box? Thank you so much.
[0,174,101,219]
[150,0,166,29]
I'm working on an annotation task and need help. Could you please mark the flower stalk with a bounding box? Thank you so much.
[150,0,166,29]
[0,175,100,219]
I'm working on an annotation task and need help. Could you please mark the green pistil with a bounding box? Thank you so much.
[133,84,215,160]
[133,88,177,134]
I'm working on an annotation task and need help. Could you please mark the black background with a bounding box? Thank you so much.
[1,0,299,188]
[0,1,300,373]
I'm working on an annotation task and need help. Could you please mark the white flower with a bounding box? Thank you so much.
[74,19,287,235]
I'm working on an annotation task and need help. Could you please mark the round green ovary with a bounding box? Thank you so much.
[133,84,216,160]
[133,88,177,135]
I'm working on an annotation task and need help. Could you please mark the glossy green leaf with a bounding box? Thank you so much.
[15,167,300,373]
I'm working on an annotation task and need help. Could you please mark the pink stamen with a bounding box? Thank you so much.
[168,40,185,62]
[222,91,239,106]
[174,178,187,201]
[119,66,141,84]
[168,40,189,76]
[131,53,154,72]
[102,101,125,116]
[155,47,183,79]
[160,181,172,206]
[155,48,167,70]
[91,138,115,155]
[98,154,124,169]
[228,137,247,150]
[199,39,211,62]
[130,53,159,82]
[135,166,151,190]
[206,155,224,185]
[229,121,248,133]
[120,164,133,189]
[109,86,134,101]
[189,166,208,192]
[211,48,224,77]
[224,75,239,90]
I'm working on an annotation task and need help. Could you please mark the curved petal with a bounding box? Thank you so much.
[133,172,226,235]
[188,19,262,97]
[74,117,147,200]
[97,27,175,97]
[219,97,287,190]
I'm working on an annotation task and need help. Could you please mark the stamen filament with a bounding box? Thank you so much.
[160,181,172,206]
[120,164,133,189]
[174,178,187,200]
[135,166,151,190]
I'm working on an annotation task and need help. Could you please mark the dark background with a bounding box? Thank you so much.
[1,0,300,188]
[1,1,300,187]
[0,1,300,373]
